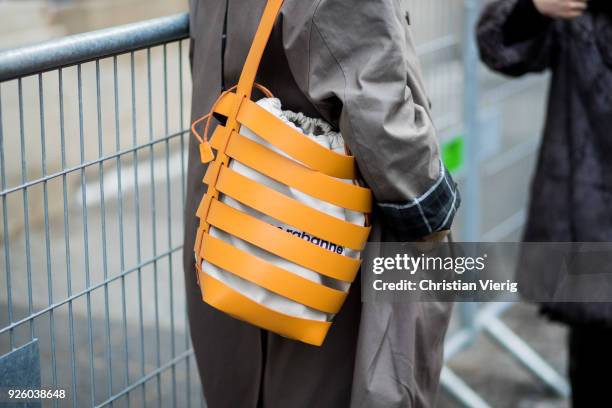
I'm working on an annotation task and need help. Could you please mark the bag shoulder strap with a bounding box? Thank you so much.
[235,0,284,99]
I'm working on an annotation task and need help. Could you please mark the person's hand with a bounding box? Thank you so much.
[533,0,589,19]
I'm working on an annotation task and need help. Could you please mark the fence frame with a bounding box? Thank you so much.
[0,13,194,407]
[0,14,189,82]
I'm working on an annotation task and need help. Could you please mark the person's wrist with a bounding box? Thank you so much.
[531,0,588,20]
[528,0,556,24]
[530,0,552,19]
[531,0,545,16]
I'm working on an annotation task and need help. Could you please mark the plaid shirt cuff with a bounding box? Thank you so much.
[377,163,461,241]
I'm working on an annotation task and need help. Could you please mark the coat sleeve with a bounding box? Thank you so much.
[477,0,559,77]
[293,0,460,241]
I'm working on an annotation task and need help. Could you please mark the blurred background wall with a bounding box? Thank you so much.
[0,0,187,49]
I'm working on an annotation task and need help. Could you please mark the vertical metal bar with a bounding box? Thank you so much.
[0,85,15,350]
[441,2,484,406]
[462,0,481,242]
[17,78,35,340]
[59,68,78,408]
[77,63,97,407]
[163,44,178,408]
[95,59,114,403]
[178,40,192,408]
[113,55,131,408]
[39,73,59,408]
[147,47,163,407]
[459,0,481,334]
[130,50,147,408]
[178,41,186,214]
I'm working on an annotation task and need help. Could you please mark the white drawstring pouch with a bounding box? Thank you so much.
[202,97,364,322]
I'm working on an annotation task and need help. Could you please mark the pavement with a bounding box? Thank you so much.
[439,303,569,408]
[0,302,570,407]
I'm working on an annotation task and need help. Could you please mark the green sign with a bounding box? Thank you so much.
[441,135,464,173]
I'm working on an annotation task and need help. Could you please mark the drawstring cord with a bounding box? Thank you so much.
[191,83,273,164]
[191,83,273,145]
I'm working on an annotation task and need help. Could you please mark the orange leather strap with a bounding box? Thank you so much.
[212,91,239,119]
[206,164,371,250]
[205,199,361,283]
[236,0,285,99]
[195,0,285,241]
[209,127,373,213]
[198,271,331,346]
[200,232,347,314]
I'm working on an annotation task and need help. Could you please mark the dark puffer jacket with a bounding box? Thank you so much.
[477,0,612,327]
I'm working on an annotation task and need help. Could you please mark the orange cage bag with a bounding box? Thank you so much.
[191,0,372,346]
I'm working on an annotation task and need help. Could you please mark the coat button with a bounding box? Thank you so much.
[405,11,411,25]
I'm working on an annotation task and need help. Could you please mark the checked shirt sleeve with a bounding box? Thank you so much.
[377,161,460,241]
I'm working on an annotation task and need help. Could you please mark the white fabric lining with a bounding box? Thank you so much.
[202,98,365,322]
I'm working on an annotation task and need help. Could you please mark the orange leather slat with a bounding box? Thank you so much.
[235,0,285,99]
[213,93,358,179]
[200,232,347,314]
[210,129,372,213]
[206,199,361,283]
[212,91,239,118]
[194,226,205,253]
[196,193,212,219]
[236,99,357,179]
[203,161,222,187]
[214,166,370,250]
[198,270,331,346]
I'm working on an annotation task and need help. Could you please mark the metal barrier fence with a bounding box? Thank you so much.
[438,1,570,407]
[0,14,199,407]
[0,3,568,408]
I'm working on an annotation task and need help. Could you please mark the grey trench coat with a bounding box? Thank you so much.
[184,1,461,406]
